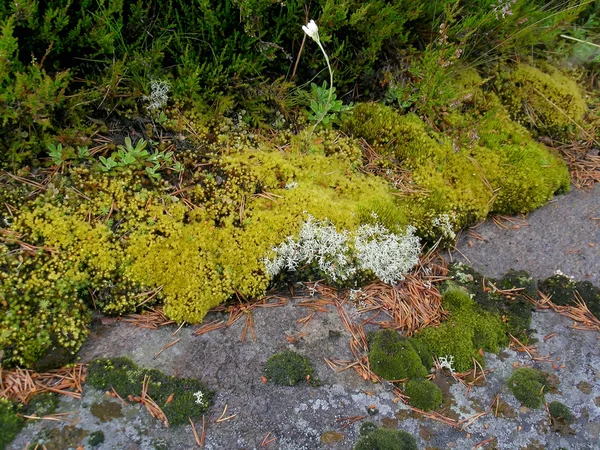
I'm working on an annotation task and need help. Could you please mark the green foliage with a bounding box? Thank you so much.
[548,401,574,423]
[368,329,429,381]
[264,351,315,386]
[308,82,352,128]
[497,64,587,136]
[405,378,443,411]
[354,426,418,450]
[0,16,70,167]
[418,285,507,372]
[0,398,22,450]
[507,367,549,409]
[87,357,212,426]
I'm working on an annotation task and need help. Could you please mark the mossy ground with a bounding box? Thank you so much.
[449,264,536,343]
[404,378,443,411]
[264,351,316,386]
[539,274,600,318]
[497,64,587,137]
[417,284,507,372]
[0,62,579,369]
[86,357,212,426]
[354,424,418,450]
[0,399,22,450]
[548,401,574,423]
[507,367,551,409]
[368,330,430,381]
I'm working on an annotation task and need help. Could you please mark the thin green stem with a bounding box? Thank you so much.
[316,41,334,106]
[309,40,334,136]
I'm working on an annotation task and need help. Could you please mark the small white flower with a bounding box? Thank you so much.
[302,20,320,43]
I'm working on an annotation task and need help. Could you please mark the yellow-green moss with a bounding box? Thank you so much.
[342,101,569,241]
[497,64,587,136]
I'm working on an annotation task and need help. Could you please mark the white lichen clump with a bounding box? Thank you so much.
[193,390,206,406]
[438,355,456,374]
[354,222,420,285]
[264,215,354,282]
[144,79,171,111]
[264,214,421,285]
[432,213,456,241]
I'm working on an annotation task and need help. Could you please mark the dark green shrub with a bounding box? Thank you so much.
[264,351,315,386]
[354,426,418,450]
[507,367,548,409]
[87,357,213,426]
[405,378,443,411]
[368,329,429,381]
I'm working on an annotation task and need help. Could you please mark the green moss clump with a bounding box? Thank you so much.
[548,401,574,423]
[449,264,535,343]
[354,426,418,450]
[264,351,315,386]
[497,64,587,136]
[359,422,379,436]
[539,275,600,319]
[418,285,507,372]
[405,379,443,411]
[87,357,212,426]
[88,430,105,447]
[368,330,429,381]
[507,367,548,409]
[23,393,59,417]
[0,398,22,450]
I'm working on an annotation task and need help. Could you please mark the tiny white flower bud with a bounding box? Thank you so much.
[302,19,320,43]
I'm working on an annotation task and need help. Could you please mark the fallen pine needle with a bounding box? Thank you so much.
[336,415,366,430]
[215,404,236,423]
[18,412,78,423]
[261,431,276,447]
[172,321,186,336]
[154,338,181,359]
[189,417,203,448]
[473,436,497,449]
[193,320,225,336]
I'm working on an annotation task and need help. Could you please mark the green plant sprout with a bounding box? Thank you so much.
[99,137,183,178]
[48,144,91,166]
[302,20,351,132]
[47,143,65,166]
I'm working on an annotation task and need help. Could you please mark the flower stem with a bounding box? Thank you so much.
[309,41,334,136]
